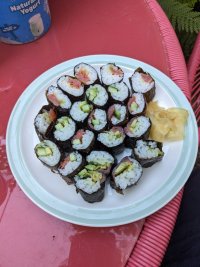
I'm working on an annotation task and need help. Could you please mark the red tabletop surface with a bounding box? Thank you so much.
[0,0,171,266]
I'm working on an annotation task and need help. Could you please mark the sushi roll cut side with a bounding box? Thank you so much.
[111,156,143,194]
[97,126,125,154]
[86,150,115,175]
[88,109,107,132]
[58,151,84,184]
[72,129,95,154]
[124,116,151,139]
[128,93,146,116]
[74,63,99,85]
[86,84,108,108]
[129,68,155,102]
[46,85,71,113]
[133,140,164,167]
[34,105,57,140]
[75,168,106,203]
[107,82,130,103]
[70,100,93,123]
[107,104,128,127]
[100,63,124,86]
[53,116,76,149]
[57,75,84,100]
[35,140,61,169]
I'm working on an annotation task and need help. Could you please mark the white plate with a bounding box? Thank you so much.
[6,55,198,227]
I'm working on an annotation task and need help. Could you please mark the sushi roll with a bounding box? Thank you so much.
[46,85,72,114]
[74,62,99,86]
[58,151,85,184]
[107,82,130,104]
[107,104,129,127]
[97,126,125,154]
[34,140,61,170]
[129,68,155,102]
[70,100,93,125]
[88,108,107,132]
[57,75,84,100]
[71,129,95,154]
[133,139,164,168]
[85,84,108,108]
[111,156,143,194]
[124,116,151,144]
[34,105,57,140]
[127,93,146,117]
[53,116,76,149]
[100,63,124,86]
[74,168,106,203]
[86,150,115,175]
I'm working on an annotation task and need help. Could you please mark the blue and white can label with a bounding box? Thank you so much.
[0,0,51,44]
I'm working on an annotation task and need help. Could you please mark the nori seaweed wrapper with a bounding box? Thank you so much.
[88,109,108,133]
[100,63,124,87]
[107,82,131,105]
[132,140,164,168]
[129,67,155,103]
[85,84,109,109]
[34,105,57,141]
[71,129,95,154]
[127,93,146,117]
[107,104,129,128]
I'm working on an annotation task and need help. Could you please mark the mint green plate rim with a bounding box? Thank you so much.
[6,55,198,227]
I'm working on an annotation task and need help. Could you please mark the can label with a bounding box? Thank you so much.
[0,0,51,44]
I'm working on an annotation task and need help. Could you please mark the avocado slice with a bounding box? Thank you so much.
[115,162,132,176]
[70,153,76,162]
[36,146,52,157]
[91,171,102,182]
[73,139,81,145]
[92,119,100,126]
[55,122,63,130]
[78,168,88,178]
[114,131,122,138]
[114,110,121,120]
[85,164,98,171]
[81,104,91,113]
[108,86,118,93]
[88,88,98,101]
[130,102,138,111]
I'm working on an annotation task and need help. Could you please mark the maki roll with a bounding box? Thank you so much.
[53,116,76,149]
[100,63,124,86]
[46,85,72,114]
[127,93,146,117]
[58,151,84,184]
[107,104,129,127]
[34,140,61,170]
[86,150,115,175]
[107,82,130,104]
[71,129,95,154]
[74,62,99,86]
[129,68,155,102]
[133,139,164,167]
[57,75,84,100]
[97,126,125,154]
[88,108,107,132]
[74,168,106,203]
[124,116,151,143]
[111,156,143,194]
[70,100,93,125]
[34,105,57,140]
[85,84,108,108]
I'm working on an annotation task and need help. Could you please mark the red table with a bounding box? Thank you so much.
[0,0,189,266]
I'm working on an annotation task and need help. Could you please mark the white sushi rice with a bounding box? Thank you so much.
[87,150,114,165]
[86,84,108,106]
[97,130,125,147]
[70,101,91,122]
[108,82,129,101]
[57,75,84,96]
[131,72,154,93]
[114,158,142,189]
[72,130,94,149]
[34,111,50,134]
[74,63,98,85]
[58,152,82,176]
[129,93,145,115]
[111,104,126,125]
[47,86,71,109]
[36,140,61,167]
[75,177,101,194]
[54,117,75,141]
[101,63,123,85]
[89,109,107,131]
[126,116,150,138]
[134,140,161,159]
